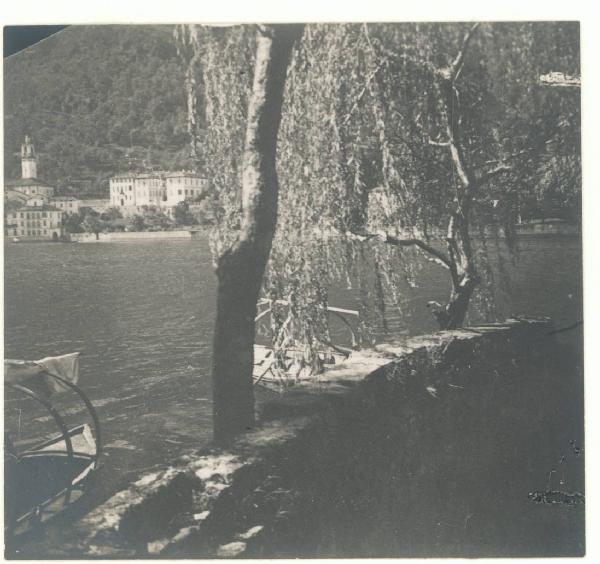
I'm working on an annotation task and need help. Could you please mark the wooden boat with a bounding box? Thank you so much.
[253,299,360,389]
[4,353,102,538]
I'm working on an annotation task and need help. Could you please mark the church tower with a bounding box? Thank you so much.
[21,135,37,179]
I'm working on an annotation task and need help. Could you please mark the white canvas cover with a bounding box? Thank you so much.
[4,352,80,395]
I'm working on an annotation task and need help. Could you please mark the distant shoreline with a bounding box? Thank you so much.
[70,230,196,243]
[7,227,580,245]
[6,229,208,244]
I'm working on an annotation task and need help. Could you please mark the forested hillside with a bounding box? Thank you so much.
[4,25,193,196]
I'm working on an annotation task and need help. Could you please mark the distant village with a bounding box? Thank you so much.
[4,135,578,243]
[4,136,212,241]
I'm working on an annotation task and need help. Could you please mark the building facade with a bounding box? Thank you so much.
[164,172,209,207]
[5,205,63,241]
[4,136,65,241]
[79,199,111,214]
[52,196,82,214]
[109,171,208,217]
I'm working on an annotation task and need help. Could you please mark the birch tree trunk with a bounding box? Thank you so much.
[212,24,303,442]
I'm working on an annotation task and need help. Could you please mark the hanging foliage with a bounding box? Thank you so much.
[178,22,580,369]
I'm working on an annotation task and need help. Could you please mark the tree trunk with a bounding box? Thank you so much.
[422,206,479,331]
[428,25,482,330]
[438,211,480,329]
[439,275,479,329]
[212,24,303,443]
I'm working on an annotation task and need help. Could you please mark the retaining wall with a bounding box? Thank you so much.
[516,221,580,236]
[65,318,584,558]
[70,230,193,243]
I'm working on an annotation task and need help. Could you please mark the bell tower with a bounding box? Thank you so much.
[21,135,37,179]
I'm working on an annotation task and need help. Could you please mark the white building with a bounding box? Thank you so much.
[3,136,66,241]
[109,171,208,216]
[25,196,48,207]
[164,172,209,207]
[5,204,63,241]
[52,196,82,214]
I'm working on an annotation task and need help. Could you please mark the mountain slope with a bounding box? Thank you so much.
[4,25,192,195]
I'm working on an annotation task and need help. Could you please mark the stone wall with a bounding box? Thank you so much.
[67,318,584,558]
[516,220,581,236]
[70,230,192,243]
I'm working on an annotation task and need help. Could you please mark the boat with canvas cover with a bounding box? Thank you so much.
[4,352,102,538]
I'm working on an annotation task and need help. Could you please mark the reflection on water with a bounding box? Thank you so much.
[3,235,583,532]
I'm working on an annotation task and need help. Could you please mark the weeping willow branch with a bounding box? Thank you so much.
[428,137,450,147]
[483,146,539,166]
[341,59,386,126]
[344,229,453,270]
[447,23,480,81]
[174,25,205,163]
[477,162,513,185]
[435,23,481,195]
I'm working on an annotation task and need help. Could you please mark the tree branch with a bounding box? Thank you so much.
[447,23,480,81]
[342,59,386,126]
[345,229,452,270]
[344,230,378,242]
[477,162,512,185]
[433,24,481,192]
[388,236,452,270]
[483,147,534,166]
[428,137,450,147]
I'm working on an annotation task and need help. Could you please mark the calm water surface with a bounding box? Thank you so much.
[3,235,583,528]
[5,240,217,508]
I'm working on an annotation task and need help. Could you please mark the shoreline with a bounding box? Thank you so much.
[6,222,581,244]
[8,229,208,243]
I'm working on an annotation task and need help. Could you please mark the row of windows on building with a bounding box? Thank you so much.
[177,188,202,196]
[170,178,206,186]
[111,188,203,205]
[14,219,51,227]
[112,185,204,194]
[14,186,54,195]
[113,177,204,185]
[10,211,55,219]
[11,228,52,236]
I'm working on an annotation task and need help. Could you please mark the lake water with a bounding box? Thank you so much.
[3,234,583,549]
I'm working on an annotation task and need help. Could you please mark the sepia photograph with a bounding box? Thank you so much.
[2,5,587,559]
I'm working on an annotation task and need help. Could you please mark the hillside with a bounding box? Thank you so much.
[3,23,580,221]
[4,25,193,196]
